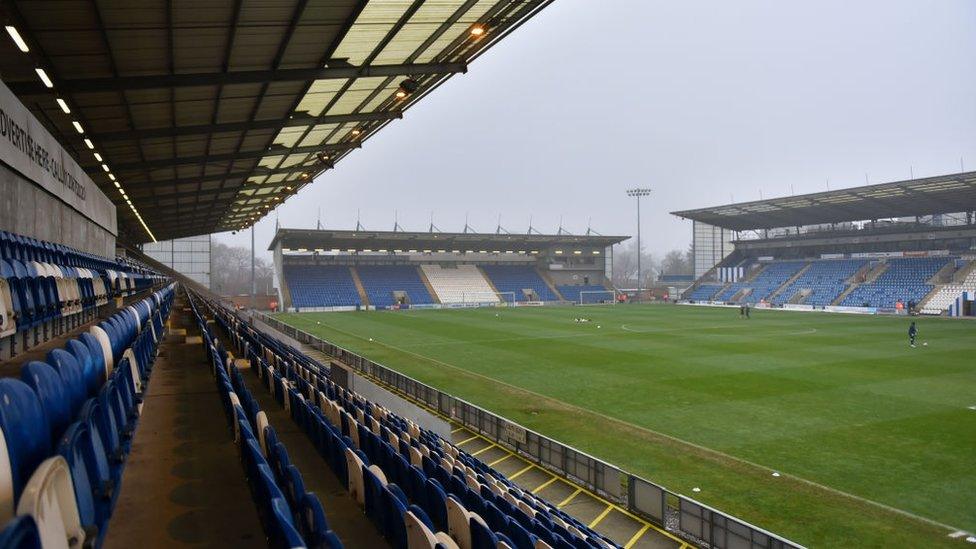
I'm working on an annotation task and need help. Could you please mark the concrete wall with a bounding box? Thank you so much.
[0,162,115,256]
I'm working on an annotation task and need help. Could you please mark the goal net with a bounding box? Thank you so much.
[579,289,617,305]
[458,291,516,306]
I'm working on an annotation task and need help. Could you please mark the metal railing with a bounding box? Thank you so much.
[252,310,805,549]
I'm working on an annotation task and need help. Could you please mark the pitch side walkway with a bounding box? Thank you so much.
[250,315,689,549]
[103,298,266,548]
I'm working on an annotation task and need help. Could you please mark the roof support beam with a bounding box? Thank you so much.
[119,167,311,191]
[95,110,401,142]
[112,142,357,172]
[8,62,467,94]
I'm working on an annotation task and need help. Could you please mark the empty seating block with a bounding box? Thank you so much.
[356,265,434,307]
[481,265,558,302]
[714,261,807,303]
[192,292,622,549]
[922,261,976,314]
[685,283,724,301]
[421,265,499,304]
[0,284,175,547]
[773,259,867,306]
[283,265,360,309]
[557,284,611,303]
[841,257,950,308]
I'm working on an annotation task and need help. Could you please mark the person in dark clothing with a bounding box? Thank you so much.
[908,321,918,347]
[745,303,751,318]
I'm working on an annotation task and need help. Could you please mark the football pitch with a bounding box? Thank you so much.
[275,304,976,547]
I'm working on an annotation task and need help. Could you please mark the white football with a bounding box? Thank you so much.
[369,338,373,342]
[597,325,601,329]
[923,342,928,346]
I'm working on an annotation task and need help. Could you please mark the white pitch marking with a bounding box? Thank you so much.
[296,315,968,535]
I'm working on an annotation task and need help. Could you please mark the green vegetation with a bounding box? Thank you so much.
[276,305,976,547]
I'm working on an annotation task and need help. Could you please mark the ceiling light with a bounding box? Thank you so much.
[300,172,310,180]
[72,121,84,134]
[117,188,125,196]
[84,139,94,149]
[285,186,292,191]
[35,68,53,88]
[395,90,407,99]
[351,128,362,136]
[93,152,103,162]
[113,181,121,188]
[316,152,330,164]
[470,24,486,36]
[5,26,29,52]
[101,164,110,172]
[55,98,70,114]
[108,173,115,181]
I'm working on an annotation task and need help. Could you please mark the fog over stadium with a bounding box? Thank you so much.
[215,0,976,258]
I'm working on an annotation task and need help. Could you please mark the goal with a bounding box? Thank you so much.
[494,291,518,306]
[579,289,617,305]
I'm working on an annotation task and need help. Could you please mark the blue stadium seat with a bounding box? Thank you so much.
[557,284,611,304]
[0,379,51,507]
[356,265,434,307]
[20,361,72,444]
[841,257,950,308]
[481,265,558,302]
[283,264,361,309]
[0,515,42,549]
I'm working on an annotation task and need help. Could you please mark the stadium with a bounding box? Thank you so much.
[0,2,973,549]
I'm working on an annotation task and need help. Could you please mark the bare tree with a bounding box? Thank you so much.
[211,242,275,295]
[611,240,658,288]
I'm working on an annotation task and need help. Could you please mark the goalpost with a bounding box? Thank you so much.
[495,291,517,307]
[459,291,516,307]
[579,289,617,306]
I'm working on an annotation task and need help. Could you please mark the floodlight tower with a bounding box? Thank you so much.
[626,188,652,302]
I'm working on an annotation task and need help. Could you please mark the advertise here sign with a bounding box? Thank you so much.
[0,79,116,235]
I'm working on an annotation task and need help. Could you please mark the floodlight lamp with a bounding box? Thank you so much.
[397,78,419,99]
[351,128,362,136]
[626,188,652,197]
[316,152,330,164]
[469,24,486,36]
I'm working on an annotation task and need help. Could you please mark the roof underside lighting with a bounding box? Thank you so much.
[5,26,29,52]
[55,98,71,114]
[35,68,53,88]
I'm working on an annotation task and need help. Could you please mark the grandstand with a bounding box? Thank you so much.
[674,171,976,316]
[268,229,622,311]
[0,0,973,547]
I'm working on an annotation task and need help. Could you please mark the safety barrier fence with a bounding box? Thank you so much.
[252,310,804,549]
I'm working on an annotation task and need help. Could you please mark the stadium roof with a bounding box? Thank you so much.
[269,228,628,252]
[0,0,552,243]
[671,171,976,231]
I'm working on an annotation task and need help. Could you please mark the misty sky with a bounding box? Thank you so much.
[214,0,976,259]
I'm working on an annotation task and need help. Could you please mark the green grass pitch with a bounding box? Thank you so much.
[275,304,976,547]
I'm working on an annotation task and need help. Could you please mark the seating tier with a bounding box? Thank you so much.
[420,265,498,304]
[481,265,558,302]
[284,265,360,309]
[356,265,434,307]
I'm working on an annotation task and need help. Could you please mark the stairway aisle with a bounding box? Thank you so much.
[103,297,265,548]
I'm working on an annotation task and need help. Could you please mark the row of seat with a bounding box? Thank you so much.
[0,283,175,548]
[187,293,344,549]
[841,257,950,308]
[771,259,867,306]
[285,265,362,309]
[357,265,434,308]
[481,266,558,302]
[195,293,622,549]
[556,285,611,304]
[1,230,165,343]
